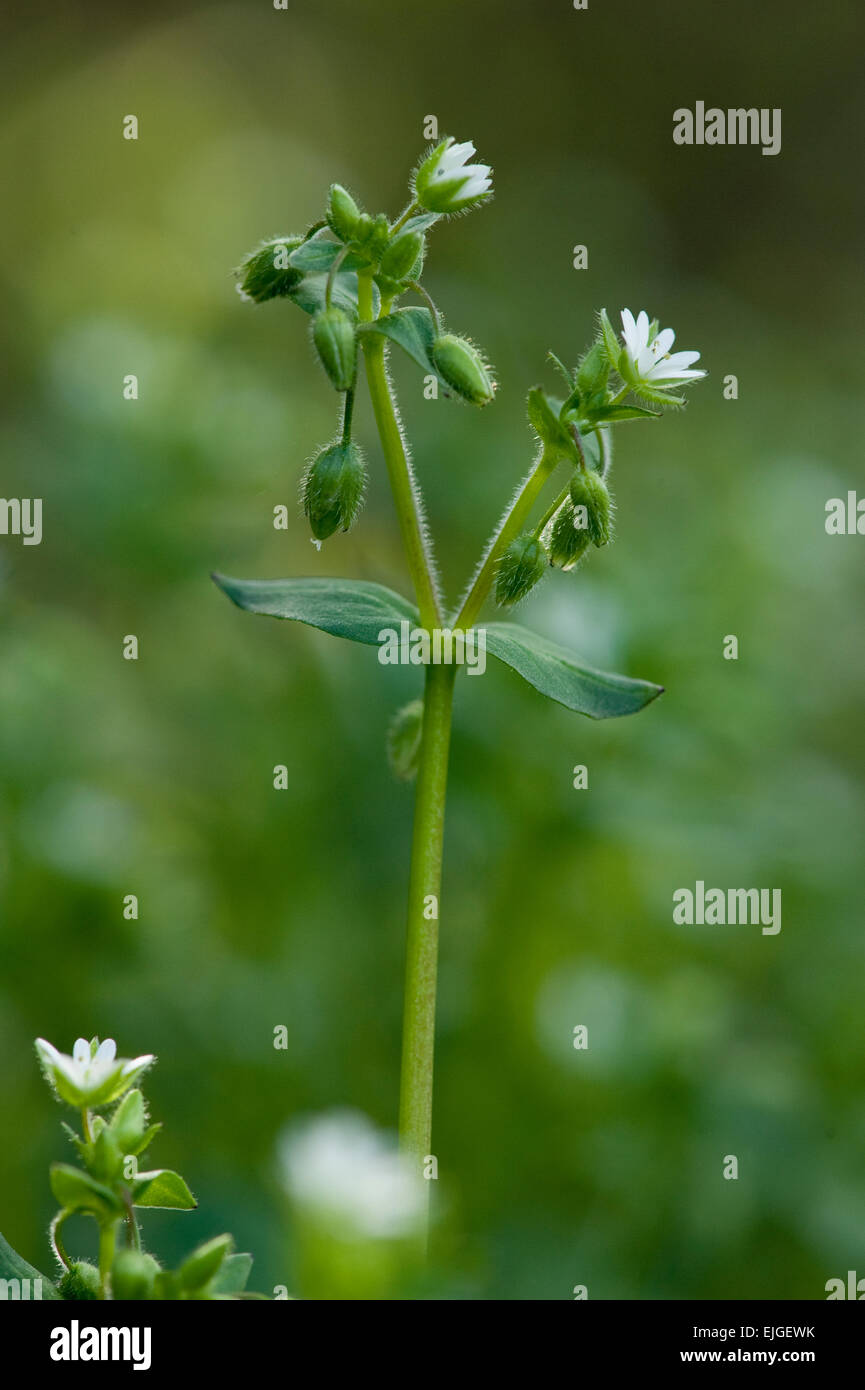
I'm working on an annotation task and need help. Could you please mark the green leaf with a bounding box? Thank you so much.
[210,1252,253,1296]
[285,270,361,320]
[526,387,577,458]
[176,1235,233,1292]
[50,1164,123,1218]
[398,212,440,236]
[359,307,457,394]
[0,1230,61,1299]
[485,623,663,719]
[213,574,418,647]
[288,233,365,273]
[132,1169,197,1211]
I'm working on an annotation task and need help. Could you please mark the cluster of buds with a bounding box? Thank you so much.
[234,137,497,545]
[495,308,705,606]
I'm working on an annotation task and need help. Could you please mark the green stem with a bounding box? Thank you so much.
[407,280,440,333]
[398,662,456,1230]
[50,1211,72,1271]
[122,1190,141,1251]
[391,200,419,234]
[359,272,442,628]
[341,385,355,444]
[532,483,571,539]
[455,446,558,628]
[98,1220,117,1297]
[81,1108,92,1143]
[325,244,351,309]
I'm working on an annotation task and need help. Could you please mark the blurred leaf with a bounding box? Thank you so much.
[0,1230,61,1298]
[210,1252,253,1295]
[49,1164,123,1218]
[288,233,365,273]
[213,574,418,646]
[485,623,663,718]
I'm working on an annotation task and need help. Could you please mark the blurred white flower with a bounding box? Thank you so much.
[278,1109,425,1240]
[35,1036,155,1108]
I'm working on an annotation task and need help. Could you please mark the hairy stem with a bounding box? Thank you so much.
[98,1220,117,1297]
[455,446,558,628]
[398,661,456,1239]
[359,272,442,628]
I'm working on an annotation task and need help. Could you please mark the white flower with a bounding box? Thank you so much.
[35,1036,155,1108]
[414,137,493,214]
[278,1109,425,1240]
[619,308,705,390]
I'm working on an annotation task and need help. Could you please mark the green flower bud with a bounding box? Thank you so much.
[387,699,424,782]
[312,307,357,391]
[368,213,391,258]
[112,1249,161,1301]
[495,534,547,606]
[302,442,366,540]
[236,237,303,303]
[569,468,612,547]
[575,341,610,401]
[380,231,424,283]
[432,334,495,406]
[327,184,361,241]
[549,500,592,570]
[58,1261,101,1301]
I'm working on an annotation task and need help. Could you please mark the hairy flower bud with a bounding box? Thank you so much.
[569,468,612,547]
[432,334,494,405]
[327,184,361,241]
[302,442,366,540]
[413,137,493,214]
[549,500,592,570]
[495,534,547,606]
[111,1250,160,1301]
[313,307,357,391]
[380,230,424,283]
[236,237,303,303]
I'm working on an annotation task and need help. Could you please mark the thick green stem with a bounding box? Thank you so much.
[398,663,456,1208]
[455,446,558,628]
[359,273,442,628]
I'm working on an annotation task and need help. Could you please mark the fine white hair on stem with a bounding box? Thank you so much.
[451,444,546,622]
[380,350,446,615]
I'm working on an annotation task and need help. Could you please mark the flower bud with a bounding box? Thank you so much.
[313,307,357,391]
[380,230,424,283]
[327,184,361,241]
[495,534,547,606]
[111,1249,160,1301]
[303,442,366,540]
[413,137,493,215]
[549,500,592,570]
[58,1261,101,1301]
[569,468,612,547]
[432,334,494,406]
[236,237,303,303]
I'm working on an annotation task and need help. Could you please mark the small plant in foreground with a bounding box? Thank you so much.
[0,1037,262,1299]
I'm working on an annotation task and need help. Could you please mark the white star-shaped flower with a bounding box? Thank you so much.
[414,137,493,215]
[35,1036,155,1108]
[619,309,705,389]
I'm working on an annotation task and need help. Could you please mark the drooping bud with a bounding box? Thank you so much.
[236,237,303,303]
[302,442,366,540]
[58,1261,102,1301]
[432,334,494,405]
[387,699,424,782]
[549,500,592,570]
[327,184,361,242]
[495,534,547,606]
[313,307,357,391]
[569,468,612,547]
[380,230,424,283]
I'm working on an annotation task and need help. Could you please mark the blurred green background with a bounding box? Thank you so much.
[1,0,863,1299]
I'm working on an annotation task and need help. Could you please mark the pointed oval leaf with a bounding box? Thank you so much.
[485,623,663,719]
[359,307,453,393]
[288,233,366,273]
[213,574,418,647]
[50,1164,124,1218]
[132,1169,197,1210]
[286,270,361,320]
